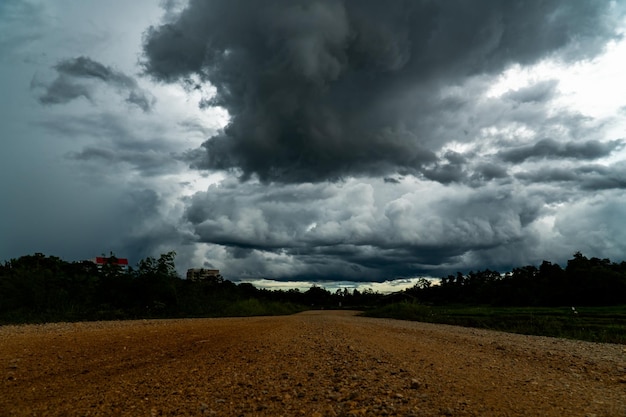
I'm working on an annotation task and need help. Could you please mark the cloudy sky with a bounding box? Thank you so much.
[2,0,626,290]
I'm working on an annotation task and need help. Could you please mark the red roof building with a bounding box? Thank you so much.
[92,257,129,267]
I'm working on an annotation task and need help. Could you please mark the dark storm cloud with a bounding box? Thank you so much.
[577,164,626,190]
[422,150,468,184]
[383,177,401,184]
[142,0,620,183]
[471,163,508,182]
[35,56,155,112]
[516,163,626,190]
[36,75,92,104]
[516,167,577,183]
[500,138,623,163]
[183,179,548,280]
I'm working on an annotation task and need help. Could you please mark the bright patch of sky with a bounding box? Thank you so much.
[487,20,626,120]
[239,277,436,294]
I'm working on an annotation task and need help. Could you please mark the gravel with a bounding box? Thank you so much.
[1,310,625,416]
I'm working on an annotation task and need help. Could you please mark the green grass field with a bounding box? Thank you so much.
[363,303,626,344]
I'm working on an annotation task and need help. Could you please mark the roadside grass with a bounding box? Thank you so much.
[362,303,626,344]
[223,299,307,317]
[0,300,307,325]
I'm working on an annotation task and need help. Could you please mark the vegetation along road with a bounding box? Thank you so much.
[2,310,625,416]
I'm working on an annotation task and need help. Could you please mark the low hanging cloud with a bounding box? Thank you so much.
[142,0,621,183]
[183,178,549,280]
[182,171,626,281]
[515,163,626,190]
[34,56,155,112]
[500,138,624,163]
[125,0,626,282]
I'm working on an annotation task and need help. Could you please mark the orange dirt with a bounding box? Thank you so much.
[1,310,625,416]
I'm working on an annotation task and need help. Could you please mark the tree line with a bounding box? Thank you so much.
[405,252,626,306]
[0,252,377,324]
[1,251,625,324]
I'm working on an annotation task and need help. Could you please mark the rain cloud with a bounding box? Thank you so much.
[5,0,626,284]
[35,56,155,112]
[142,0,621,183]
[135,0,626,281]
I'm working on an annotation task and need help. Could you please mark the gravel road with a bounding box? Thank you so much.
[1,310,625,416]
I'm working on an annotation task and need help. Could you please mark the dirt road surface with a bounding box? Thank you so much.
[1,310,625,416]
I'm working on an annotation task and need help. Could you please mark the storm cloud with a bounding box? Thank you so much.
[500,138,623,163]
[35,56,155,112]
[142,0,621,183]
[3,0,626,286]
[134,0,626,281]
[183,178,550,281]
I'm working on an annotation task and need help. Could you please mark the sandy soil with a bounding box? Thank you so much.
[1,310,625,416]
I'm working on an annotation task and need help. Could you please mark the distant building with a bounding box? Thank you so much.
[186,268,222,282]
[91,256,129,270]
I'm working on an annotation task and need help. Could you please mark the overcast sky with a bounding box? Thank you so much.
[2,0,626,291]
